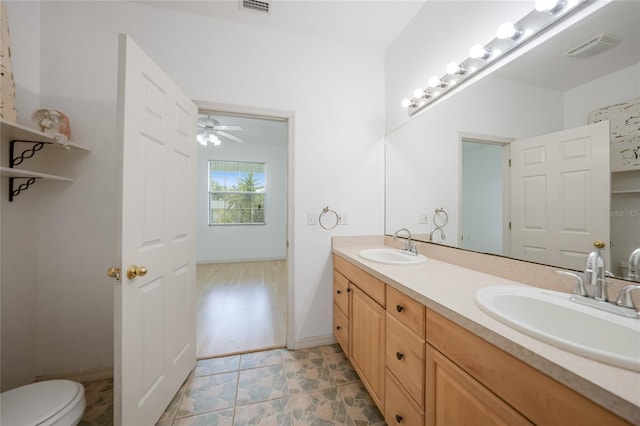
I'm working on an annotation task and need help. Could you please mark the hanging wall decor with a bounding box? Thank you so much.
[0,0,18,122]
[589,98,640,172]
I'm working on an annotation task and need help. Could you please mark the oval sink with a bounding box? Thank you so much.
[358,248,427,265]
[476,286,640,372]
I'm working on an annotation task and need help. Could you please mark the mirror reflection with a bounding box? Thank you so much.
[385,1,640,281]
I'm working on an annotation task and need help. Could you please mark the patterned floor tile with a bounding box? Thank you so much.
[158,383,185,422]
[337,382,385,426]
[318,344,343,358]
[283,346,324,361]
[324,352,360,385]
[194,355,241,377]
[290,387,353,426]
[236,364,288,406]
[240,349,283,370]
[172,409,234,426]
[233,397,293,426]
[176,372,238,418]
[79,378,114,426]
[285,357,336,395]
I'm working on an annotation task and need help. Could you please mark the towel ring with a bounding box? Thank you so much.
[433,207,448,228]
[319,206,339,230]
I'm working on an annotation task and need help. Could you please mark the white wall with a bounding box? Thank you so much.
[564,62,640,129]
[385,1,531,133]
[3,0,384,379]
[197,141,287,263]
[1,1,41,391]
[385,76,564,245]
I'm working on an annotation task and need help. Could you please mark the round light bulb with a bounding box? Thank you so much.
[414,88,424,98]
[197,133,207,146]
[496,22,520,40]
[429,76,446,88]
[535,0,563,13]
[469,44,490,59]
[446,62,465,75]
[401,98,413,108]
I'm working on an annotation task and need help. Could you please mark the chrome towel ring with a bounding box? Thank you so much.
[319,206,339,230]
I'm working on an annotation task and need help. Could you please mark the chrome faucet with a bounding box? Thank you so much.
[616,284,640,311]
[629,248,640,281]
[584,241,608,301]
[393,228,417,255]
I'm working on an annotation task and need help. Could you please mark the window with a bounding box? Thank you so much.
[208,160,266,225]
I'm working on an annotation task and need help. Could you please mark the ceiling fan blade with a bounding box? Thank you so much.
[216,130,245,143]
[213,125,243,131]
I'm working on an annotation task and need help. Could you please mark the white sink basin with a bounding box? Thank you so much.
[475,286,640,372]
[358,248,427,265]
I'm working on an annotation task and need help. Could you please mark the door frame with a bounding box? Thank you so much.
[458,132,513,256]
[194,100,295,351]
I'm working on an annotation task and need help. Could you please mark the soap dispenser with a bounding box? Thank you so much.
[584,241,607,301]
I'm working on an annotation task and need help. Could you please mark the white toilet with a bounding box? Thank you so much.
[0,380,85,426]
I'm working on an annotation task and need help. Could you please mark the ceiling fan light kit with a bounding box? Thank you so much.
[197,114,245,145]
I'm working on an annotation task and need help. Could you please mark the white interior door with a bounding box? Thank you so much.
[114,34,197,425]
[511,121,610,271]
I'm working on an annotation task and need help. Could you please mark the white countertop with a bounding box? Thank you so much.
[332,242,640,424]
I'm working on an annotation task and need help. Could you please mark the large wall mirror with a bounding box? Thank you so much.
[385,1,640,282]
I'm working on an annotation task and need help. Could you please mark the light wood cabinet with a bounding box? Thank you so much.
[426,343,532,426]
[385,369,424,426]
[350,284,386,409]
[333,254,386,411]
[426,309,631,426]
[332,256,631,426]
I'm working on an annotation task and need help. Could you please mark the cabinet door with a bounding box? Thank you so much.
[350,285,385,410]
[426,344,532,426]
[333,303,349,356]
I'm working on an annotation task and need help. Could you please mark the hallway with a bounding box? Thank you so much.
[197,260,287,358]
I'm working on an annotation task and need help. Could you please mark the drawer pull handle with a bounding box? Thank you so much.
[347,287,352,292]
[337,290,342,294]
[336,326,342,330]
[396,352,404,360]
[396,305,404,312]
[395,414,403,423]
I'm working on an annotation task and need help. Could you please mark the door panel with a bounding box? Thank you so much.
[115,34,197,425]
[511,121,610,269]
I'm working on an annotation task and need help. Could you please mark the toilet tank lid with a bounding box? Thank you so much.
[1,380,84,425]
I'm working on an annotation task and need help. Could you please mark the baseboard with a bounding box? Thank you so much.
[292,334,336,350]
[196,257,286,264]
[35,366,113,384]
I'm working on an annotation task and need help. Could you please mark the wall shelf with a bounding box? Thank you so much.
[1,119,88,201]
[611,189,640,195]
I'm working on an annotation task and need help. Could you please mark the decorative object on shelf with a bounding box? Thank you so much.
[589,97,640,172]
[0,0,18,122]
[31,109,71,145]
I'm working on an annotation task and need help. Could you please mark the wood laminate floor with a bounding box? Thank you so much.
[196,260,287,359]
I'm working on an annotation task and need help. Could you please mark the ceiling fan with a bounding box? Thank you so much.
[197,115,245,146]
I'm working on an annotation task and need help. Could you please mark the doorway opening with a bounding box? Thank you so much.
[460,134,512,256]
[195,104,291,359]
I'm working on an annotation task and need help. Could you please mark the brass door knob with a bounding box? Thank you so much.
[107,267,121,281]
[127,265,148,280]
[593,241,605,249]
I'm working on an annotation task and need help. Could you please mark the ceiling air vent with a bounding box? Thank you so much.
[240,0,271,13]
[564,33,621,59]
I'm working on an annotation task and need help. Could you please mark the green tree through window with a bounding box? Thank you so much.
[208,160,265,225]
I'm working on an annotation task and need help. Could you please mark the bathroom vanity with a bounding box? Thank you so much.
[332,236,639,426]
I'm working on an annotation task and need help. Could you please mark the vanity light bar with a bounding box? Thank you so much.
[403,0,591,116]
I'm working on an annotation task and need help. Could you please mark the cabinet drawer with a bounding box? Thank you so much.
[334,255,385,306]
[333,270,350,316]
[386,313,425,407]
[387,285,425,338]
[385,369,424,426]
[333,303,349,356]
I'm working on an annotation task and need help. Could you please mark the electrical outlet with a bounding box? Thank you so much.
[418,213,429,224]
[338,213,348,225]
[307,212,317,225]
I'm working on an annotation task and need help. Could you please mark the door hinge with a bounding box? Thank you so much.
[508,158,511,167]
[509,221,512,230]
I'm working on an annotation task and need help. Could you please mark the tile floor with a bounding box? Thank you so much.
[80,344,386,425]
